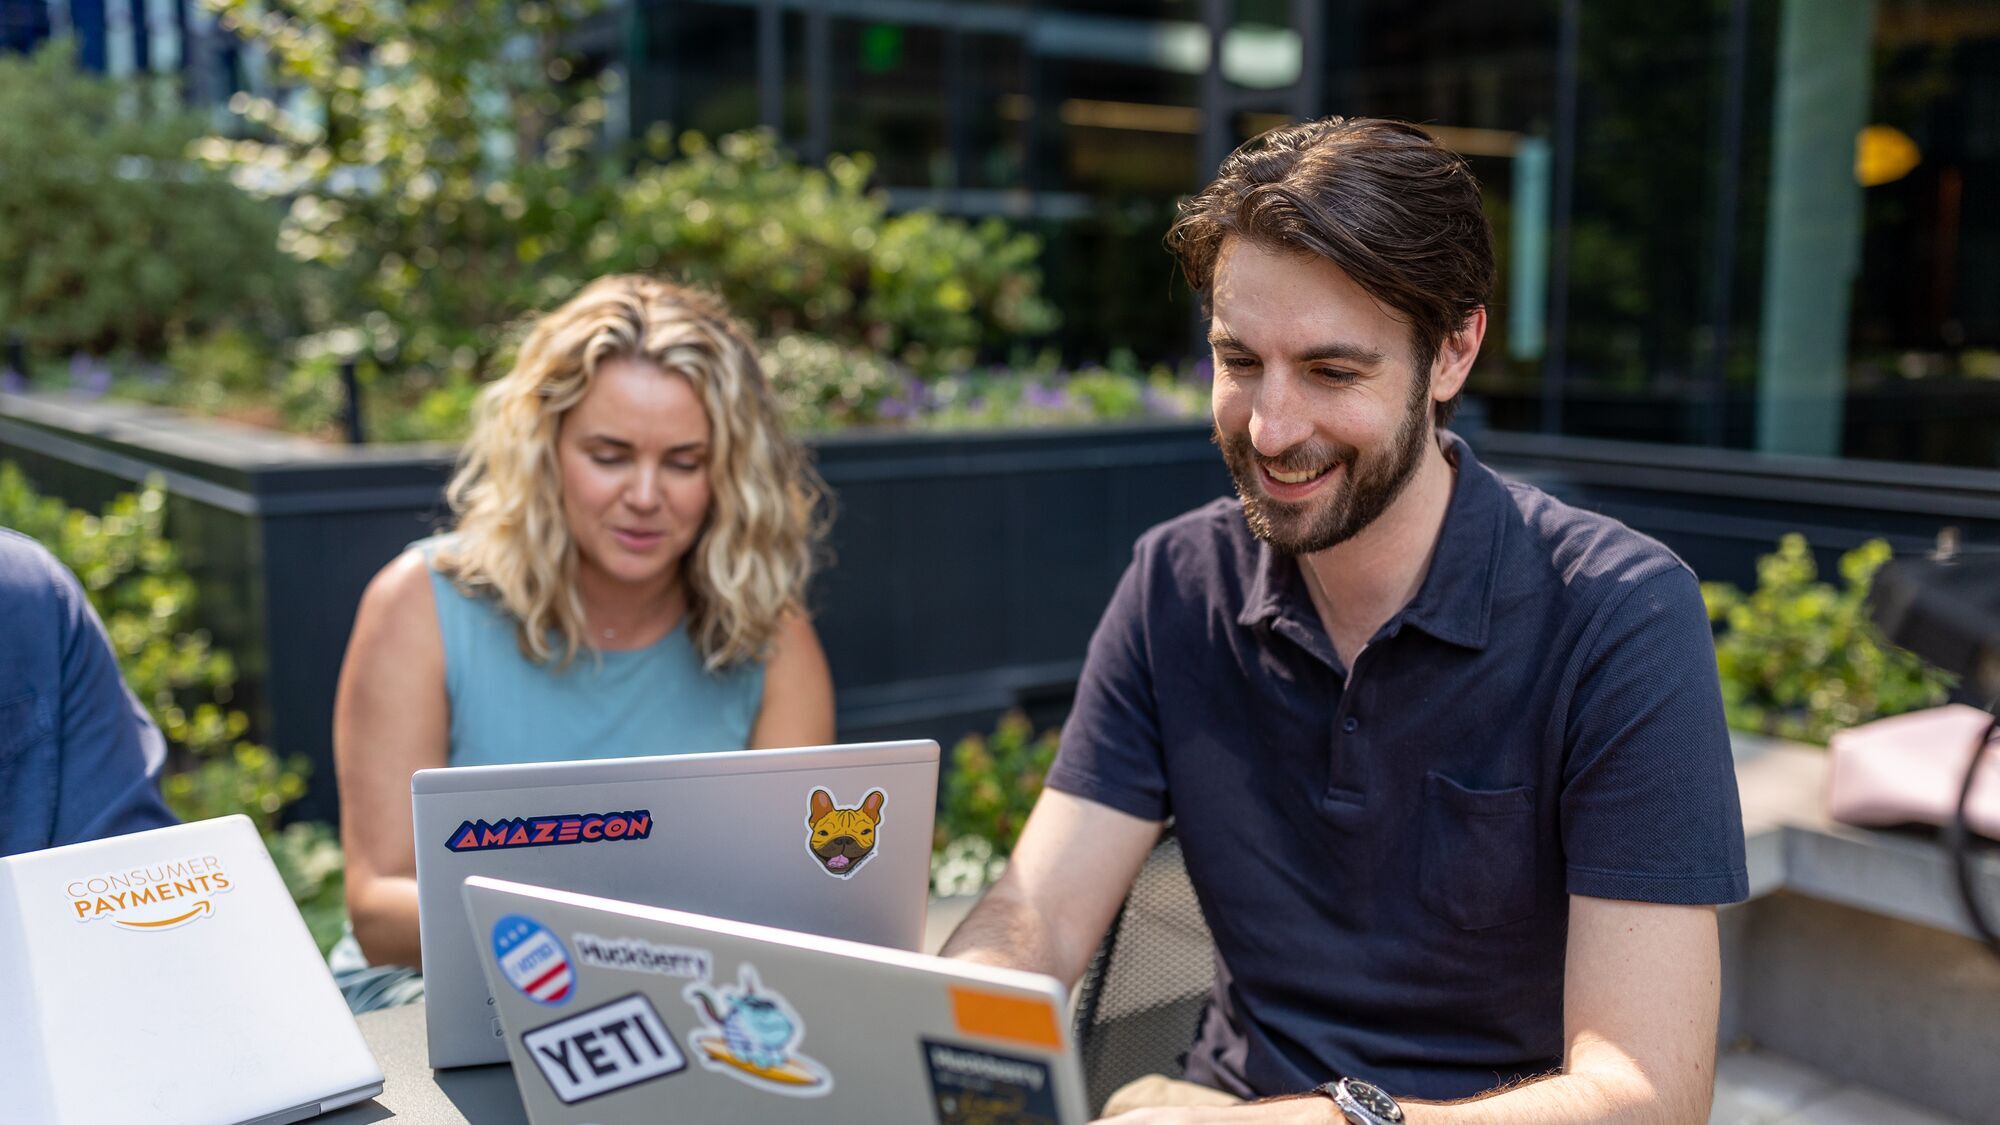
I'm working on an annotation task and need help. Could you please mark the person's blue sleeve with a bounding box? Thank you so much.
[1560,566,1748,904]
[47,549,180,847]
[1044,537,1170,823]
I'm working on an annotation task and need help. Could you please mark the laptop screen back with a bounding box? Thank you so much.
[461,875,1087,1125]
[0,816,383,1124]
[413,740,938,1067]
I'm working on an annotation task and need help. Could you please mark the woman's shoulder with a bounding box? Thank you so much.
[356,546,441,633]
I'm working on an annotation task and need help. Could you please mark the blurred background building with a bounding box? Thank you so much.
[12,0,2000,466]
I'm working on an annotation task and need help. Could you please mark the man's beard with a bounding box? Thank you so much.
[1216,374,1433,555]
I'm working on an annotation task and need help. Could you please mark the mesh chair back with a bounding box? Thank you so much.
[1070,827,1218,1114]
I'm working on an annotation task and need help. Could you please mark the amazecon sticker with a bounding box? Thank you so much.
[446,810,652,853]
[922,1038,1059,1125]
[683,965,832,1097]
[493,913,575,1006]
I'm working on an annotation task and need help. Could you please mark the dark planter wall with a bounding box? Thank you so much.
[1479,430,2000,583]
[11,391,2000,825]
[0,394,1232,823]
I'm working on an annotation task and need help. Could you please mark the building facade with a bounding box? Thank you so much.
[625,0,2000,467]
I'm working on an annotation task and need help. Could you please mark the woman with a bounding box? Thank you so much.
[333,276,833,970]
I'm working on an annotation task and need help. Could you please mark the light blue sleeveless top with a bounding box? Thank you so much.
[419,539,764,766]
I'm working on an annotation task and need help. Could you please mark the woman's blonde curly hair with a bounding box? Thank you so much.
[438,274,825,671]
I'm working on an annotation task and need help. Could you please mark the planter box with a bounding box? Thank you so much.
[13,390,2000,823]
[1480,429,2000,588]
[0,392,1230,822]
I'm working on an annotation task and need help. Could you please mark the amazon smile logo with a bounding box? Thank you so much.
[65,855,234,932]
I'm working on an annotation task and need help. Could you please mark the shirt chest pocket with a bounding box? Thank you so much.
[1418,772,1539,931]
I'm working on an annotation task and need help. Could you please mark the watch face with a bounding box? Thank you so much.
[1347,1080,1403,1123]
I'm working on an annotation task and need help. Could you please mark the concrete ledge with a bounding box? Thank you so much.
[1726,731,2000,1122]
[1732,731,2000,943]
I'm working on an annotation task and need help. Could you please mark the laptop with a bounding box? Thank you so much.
[413,740,939,1067]
[462,875,1088,1124]
[0,816,384,1124]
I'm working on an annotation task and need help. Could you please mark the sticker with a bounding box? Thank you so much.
[948,986,1063,1049]
[445,810,652,853]
[573,933,711,979]
[65,855,234,931]
[805,787,885,878]
[922,1039,1059,1125]
[522,993,687,1105]
[493,914,576,1006]
[683,965,832,1097]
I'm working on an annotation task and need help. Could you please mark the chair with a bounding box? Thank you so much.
[1070,826,1219,1114]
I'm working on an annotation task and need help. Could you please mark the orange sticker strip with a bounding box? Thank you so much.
[948,986,1063,1050]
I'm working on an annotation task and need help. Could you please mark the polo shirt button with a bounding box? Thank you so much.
[1342,717,1359,734]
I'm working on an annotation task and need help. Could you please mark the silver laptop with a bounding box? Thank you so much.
[414,740,939,1067]
[462,875,1087,1124]
[0,816,384,1123]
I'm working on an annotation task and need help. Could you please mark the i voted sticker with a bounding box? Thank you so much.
[493,913,575,1006]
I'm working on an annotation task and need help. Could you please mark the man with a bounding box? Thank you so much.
[942,118,1747,1123]
[0,528,178,855]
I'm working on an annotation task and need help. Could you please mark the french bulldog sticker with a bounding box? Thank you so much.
[805,787,885,879]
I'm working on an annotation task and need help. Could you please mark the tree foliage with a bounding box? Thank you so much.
[195,0,1057,393]
[0,42,295,357]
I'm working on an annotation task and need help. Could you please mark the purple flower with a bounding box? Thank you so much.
[1024,383,1068,411]
[877,395,913,419]
[69,353,113,397]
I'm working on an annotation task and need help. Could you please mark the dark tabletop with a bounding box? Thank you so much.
[321,1002,528,1124]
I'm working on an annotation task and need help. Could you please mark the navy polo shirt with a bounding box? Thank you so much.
[1047,434,1748,1101]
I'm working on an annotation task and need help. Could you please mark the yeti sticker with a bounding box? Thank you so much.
[805,787,884,879]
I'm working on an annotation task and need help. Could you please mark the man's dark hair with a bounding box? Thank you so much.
[1166,117,1495,428]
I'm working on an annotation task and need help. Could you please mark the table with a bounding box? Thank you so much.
[321,1002,526,1124]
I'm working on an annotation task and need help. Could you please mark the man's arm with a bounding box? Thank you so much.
[942,788,1163,987]
[1394,896,1719,1123]
[47,546,177,847]
[1104,895,1719,1125]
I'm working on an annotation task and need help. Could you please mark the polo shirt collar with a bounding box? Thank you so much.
[1235,431,1505,652]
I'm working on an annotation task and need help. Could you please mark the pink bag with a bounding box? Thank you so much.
[1826,703,2000,840]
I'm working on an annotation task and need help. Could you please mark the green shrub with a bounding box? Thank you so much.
[762,332,904,433]
[0,42,295,358]
[198,0,1057,387]
[106,328,345,440]
[931,711,1058,896]
[311,341,1202,444]
[1703,534,1954,744]
[0,463,345,951]
[594,129,1059,372]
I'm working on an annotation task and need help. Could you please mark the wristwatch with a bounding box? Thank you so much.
[1316,1077,1404,1124]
